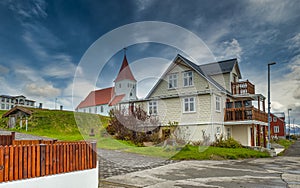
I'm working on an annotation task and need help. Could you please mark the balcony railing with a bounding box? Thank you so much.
[224,106,267,122]
[231,80,255,95]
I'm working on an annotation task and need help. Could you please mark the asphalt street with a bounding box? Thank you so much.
[100,140,300,188]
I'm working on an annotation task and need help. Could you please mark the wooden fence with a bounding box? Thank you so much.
[0,142,97,183]
[0,132,15,146]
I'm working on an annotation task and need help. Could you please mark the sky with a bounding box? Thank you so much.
[0,0,299,124]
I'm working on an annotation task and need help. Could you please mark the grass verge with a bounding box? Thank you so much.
[171,145,270,160]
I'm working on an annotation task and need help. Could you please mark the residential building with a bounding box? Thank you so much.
[271,112,285,139]
[0,95,35,110]
[78,53,269,147]
[76,54,137,116]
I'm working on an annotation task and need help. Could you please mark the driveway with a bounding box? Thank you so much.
[101,140,300,188]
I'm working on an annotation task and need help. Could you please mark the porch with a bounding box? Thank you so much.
[225,124,267,147]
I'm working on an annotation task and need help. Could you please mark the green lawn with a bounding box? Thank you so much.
[171,145,270,160]
[275,139,294,149]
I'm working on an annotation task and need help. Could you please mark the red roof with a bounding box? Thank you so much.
[76,87,113,109]
[114,55,136,82]
[108,94,125,106]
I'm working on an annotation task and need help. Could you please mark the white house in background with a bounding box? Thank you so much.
[75,54,137,116]
[0,95,35,110]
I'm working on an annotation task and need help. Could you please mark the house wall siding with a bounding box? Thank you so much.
[149,62,210,98]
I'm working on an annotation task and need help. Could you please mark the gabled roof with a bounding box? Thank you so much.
[114,55,136,82]
[76,87,113,109]
[108,94,125,106]
[146,54,234,99]
[199,58,241,79]
[2,106,32,118]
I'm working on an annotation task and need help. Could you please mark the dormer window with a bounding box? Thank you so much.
[183,71,193,87]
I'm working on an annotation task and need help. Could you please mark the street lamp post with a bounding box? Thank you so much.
[288,108,292,140]
[267,62,276,149]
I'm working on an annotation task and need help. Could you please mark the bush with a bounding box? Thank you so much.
[106,107,161,146]
[211,135,242,148]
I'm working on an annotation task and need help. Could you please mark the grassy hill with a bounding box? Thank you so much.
[0,108,109,141]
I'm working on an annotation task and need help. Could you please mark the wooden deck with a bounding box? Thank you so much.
[224,106,267,122]
[231,80,255,94]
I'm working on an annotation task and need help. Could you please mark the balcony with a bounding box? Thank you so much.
[224,106,267,122]
[231,80,255,95]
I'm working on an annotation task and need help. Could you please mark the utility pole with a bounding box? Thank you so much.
[267,62,276,149]
[288,108,292,140]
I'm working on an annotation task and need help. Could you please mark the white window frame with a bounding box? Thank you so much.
[216,127,221,135]
[274,126,280,133]
[273,117,277,122]
[168,73,178,89]
[183,97,196,113]
[183,71,194,87]
[215,96,221,112]
[227,127,231,138]
[148,101,158,115]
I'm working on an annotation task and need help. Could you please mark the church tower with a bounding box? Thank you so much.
[113,51,137,102]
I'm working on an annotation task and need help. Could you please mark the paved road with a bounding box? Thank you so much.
[102,140,300,188]
[284,139,300,157]
[98,148,176,179]
[0,130,53,140]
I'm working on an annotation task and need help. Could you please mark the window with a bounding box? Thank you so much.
[168,73,178,89]
[183,97,196,113]
[89,108,91,113]
[6,104,9,109]
[273,117,277,122]
[183,71,193,87]
[1,104,4,109]
[1,98,4,102]
[216,127,221,135]
[215,96,221,112]
[227,127,231,138]
[95,107,97,114]
[100,106,104,113]
[148,101,157,115]
[274,126,279,133]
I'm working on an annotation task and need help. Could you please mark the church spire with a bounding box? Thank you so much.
[114,49,136,82]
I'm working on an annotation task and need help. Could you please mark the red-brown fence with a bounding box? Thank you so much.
[0,132,15,146]
[0,142,97,183]
[12,139,57,145]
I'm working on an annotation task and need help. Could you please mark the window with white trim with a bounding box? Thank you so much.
[183,97,196,113]
[274,126,279,133]
[215,96,221,112]
[216,127,221,135]
[183,71,193,87]
[148,101,158,115]
[227,127,231,138]
[168,73,178,89]
[273,117,277,122]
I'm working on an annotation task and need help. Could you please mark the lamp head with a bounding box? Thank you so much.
[268,62,276,66]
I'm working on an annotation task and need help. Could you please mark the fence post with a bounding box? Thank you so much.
[91,142,97,168]
[40,144,46,176]
[11,132,15,141]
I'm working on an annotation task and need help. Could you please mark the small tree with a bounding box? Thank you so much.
[106,106,160,145]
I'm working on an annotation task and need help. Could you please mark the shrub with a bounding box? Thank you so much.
[106,107,161,146]
[211,135,242,148]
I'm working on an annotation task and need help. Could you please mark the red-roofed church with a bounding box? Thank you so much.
[76,53,137,115]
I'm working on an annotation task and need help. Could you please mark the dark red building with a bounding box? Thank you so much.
[270,112,285,139]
